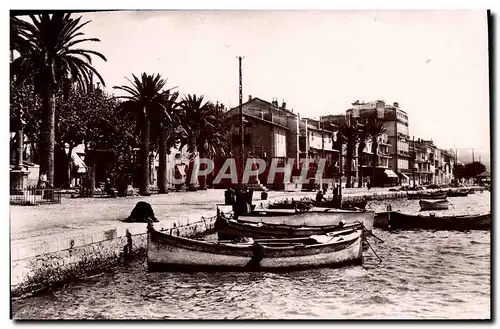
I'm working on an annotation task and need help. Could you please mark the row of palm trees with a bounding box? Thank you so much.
[114,74,229,195]
[11,13,387,194]
[11,13,229,195]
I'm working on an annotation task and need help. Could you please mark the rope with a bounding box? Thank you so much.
[364,236,382,263]
[364,227,384,243]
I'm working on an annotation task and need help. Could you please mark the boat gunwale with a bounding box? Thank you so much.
[148,226,362,258]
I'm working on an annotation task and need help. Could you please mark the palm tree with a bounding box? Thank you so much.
[11,14,106,188]
[356,121,371,188]
[154,89,180,194]
[338,117,360,188]
[179,95,229,190]
[114,73,173,195]
[367,116,387,186]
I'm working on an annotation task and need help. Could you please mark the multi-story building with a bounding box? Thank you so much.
[326,100,407,187]
[225,97,339,189]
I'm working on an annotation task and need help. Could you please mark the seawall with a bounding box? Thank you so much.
[11,217,218,299]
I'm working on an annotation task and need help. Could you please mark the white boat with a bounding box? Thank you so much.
[147,223,363,272]
[236,207,374,232]
[419,199,449,211]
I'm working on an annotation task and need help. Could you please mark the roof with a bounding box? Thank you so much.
[478,171,490,177]
[236,113,290,130]
[229,97,297,117]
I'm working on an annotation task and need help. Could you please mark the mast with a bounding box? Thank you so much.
[238,56,244,182]
[321,117,324,188]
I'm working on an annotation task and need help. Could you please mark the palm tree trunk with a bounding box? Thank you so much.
[64,145,74,189]
[38,90,55,188]
[371,137,378,186]
[158,130,168,194]
[198,150,207,190]
[140,112,151,196]
[357,143,365,188]
[346,142,353,188]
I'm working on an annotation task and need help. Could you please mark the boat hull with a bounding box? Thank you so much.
[419,199,449,211]
[447,191,469,197]
[408,191,448,200]
[268,199,367,210]
[236,208,374,232]
[215,215,364,239]
[147,226,363,272]
[387,211,491,231]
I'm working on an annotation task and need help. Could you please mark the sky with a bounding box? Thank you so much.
[74,10,489,157]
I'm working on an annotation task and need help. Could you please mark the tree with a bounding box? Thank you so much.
[55,87,120,188]
[338,117,360,188]
[179,95,229,190]
[464,162,486,179]
[11,13,106,188]
[114,73,173,195]
[366,116,386,185]
[10,80,41,165]
[151,89,181,194]
[356,122,371,188]
[454,163,466,180]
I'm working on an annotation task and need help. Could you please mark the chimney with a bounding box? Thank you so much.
[248,95,252,101]
[282,100,286,109]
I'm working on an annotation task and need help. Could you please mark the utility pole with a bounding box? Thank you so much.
[472,148,475,163]
[238,56,244,182]
[412,136,416,188]
[321,117,324,189]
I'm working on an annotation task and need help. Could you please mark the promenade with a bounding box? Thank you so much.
[11,187,393,242]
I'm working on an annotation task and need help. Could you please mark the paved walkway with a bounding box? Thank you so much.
[10,187,391,246]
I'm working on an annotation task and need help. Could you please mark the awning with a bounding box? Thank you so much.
[384,169,398,178]
[399,172,409,180]
[310,146,340,153]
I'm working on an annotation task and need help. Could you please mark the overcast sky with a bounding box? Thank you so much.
[77,10,489,155]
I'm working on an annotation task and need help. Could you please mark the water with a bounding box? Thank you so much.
[12,192,491,320]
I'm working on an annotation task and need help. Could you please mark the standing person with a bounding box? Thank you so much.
[105,178,116,198]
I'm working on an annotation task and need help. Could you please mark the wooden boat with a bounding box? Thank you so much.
[215,214,365,240]
[408,191,447,200]
[447,190,469,197]
[147,224,363,272]
[235,207,374,232]
[268,198,367,210]
[419,199,449,211]
[387,211,491,231]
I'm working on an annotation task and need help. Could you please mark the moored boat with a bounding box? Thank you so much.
[419,199,449,211]
[447,190,469,197]
[236,207,374,232]
[215,214,364,240]
[267,198,367,210]
[387,211,491,231]
[147,223,363,272]
[408,191,447,200]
